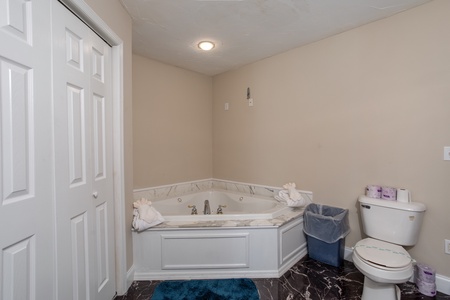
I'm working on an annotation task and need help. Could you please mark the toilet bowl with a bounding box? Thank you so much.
[353,238,414,300]
[354,196,426,300]
[353,238,413,282]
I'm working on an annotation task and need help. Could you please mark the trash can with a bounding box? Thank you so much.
[303,203,350,267]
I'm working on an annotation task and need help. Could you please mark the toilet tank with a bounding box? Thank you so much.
[358,196,426,246]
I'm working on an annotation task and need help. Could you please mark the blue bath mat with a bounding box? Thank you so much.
[151,278,259,300]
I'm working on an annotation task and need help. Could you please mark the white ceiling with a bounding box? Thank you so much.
[120,0,431,76]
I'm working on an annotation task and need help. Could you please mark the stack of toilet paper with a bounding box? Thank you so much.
[365,185,411,203]
[415,263,437,297]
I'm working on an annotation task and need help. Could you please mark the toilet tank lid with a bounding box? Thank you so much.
[358,196,426,212]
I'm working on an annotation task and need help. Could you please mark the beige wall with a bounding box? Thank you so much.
[132,55,213,188]
[84,0,134,269]
[213,0,450,277]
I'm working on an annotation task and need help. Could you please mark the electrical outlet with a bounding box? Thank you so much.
[444,147,450,160]
[445,239,450,255]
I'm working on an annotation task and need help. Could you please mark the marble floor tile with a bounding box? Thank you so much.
[114,256,450,300]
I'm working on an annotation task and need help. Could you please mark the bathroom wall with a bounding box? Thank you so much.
[132,55,213,188]
[213,0,450,278]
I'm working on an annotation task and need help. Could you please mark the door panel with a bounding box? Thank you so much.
[90,31,114,300]
[52,2,115,299]
[1,59,33,203]
[0,0,53,299]
[67,84,87,187]
[71,212,90,300]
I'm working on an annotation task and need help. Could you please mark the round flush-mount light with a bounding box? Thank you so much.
[198,41,215,51]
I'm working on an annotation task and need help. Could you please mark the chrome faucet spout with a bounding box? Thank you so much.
[204,200,211,215]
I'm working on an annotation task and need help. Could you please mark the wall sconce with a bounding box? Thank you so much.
[246,87,254,106]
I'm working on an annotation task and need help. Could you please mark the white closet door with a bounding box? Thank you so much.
[52,1,115,299]
[0,0,54,299]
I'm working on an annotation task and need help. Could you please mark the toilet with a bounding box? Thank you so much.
[353,195,426,300]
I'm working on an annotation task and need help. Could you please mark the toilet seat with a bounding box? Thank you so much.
[354,238,411,270]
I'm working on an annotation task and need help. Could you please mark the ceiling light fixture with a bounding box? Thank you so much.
[198,41,215,51]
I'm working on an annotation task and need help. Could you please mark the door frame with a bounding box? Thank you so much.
[58,0,128,294]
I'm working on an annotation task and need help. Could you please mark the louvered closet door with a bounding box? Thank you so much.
[52,1,115,299]
[0,0,54,299]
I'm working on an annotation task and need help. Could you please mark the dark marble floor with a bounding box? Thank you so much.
[115,256,450,300]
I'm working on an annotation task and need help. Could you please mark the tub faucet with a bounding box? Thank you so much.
[203,200,211,215]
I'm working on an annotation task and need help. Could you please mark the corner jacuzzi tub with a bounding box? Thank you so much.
[151,190,292,221]
[132,189,308,281]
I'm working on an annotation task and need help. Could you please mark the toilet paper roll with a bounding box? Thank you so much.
[416,277,437,297]
[396,188,411,203]
[416,263,436,282]
[366,185,381,198]
[381,186,396,201]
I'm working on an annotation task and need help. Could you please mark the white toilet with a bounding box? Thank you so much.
[353,195,426,300]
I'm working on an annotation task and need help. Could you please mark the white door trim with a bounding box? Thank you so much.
[58,0,128,295]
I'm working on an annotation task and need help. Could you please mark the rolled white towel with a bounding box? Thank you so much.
[274,190,291,202]
[132,207,164,231]
[275,187,311,208]
[132,198,165,231]
[133,198,156,223]
[282,183,302,201]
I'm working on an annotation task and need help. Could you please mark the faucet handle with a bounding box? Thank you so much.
[188,205,197,215]
[217,204,227,214]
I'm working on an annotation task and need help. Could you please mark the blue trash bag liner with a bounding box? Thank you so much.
[303,203,350,244]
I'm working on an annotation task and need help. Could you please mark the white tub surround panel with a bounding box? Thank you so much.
[132,217,306,280]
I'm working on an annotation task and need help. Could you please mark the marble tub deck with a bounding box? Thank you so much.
[115,256,449,300]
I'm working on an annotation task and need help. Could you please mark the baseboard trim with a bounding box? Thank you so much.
[125,265,135,294]
[344,246,354,262]
[436,274,450,295]
[344,246,450,295]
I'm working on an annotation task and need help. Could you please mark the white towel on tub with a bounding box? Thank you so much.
[132,198,164,231]
[275,190,309,207]
[283,183,303,201]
